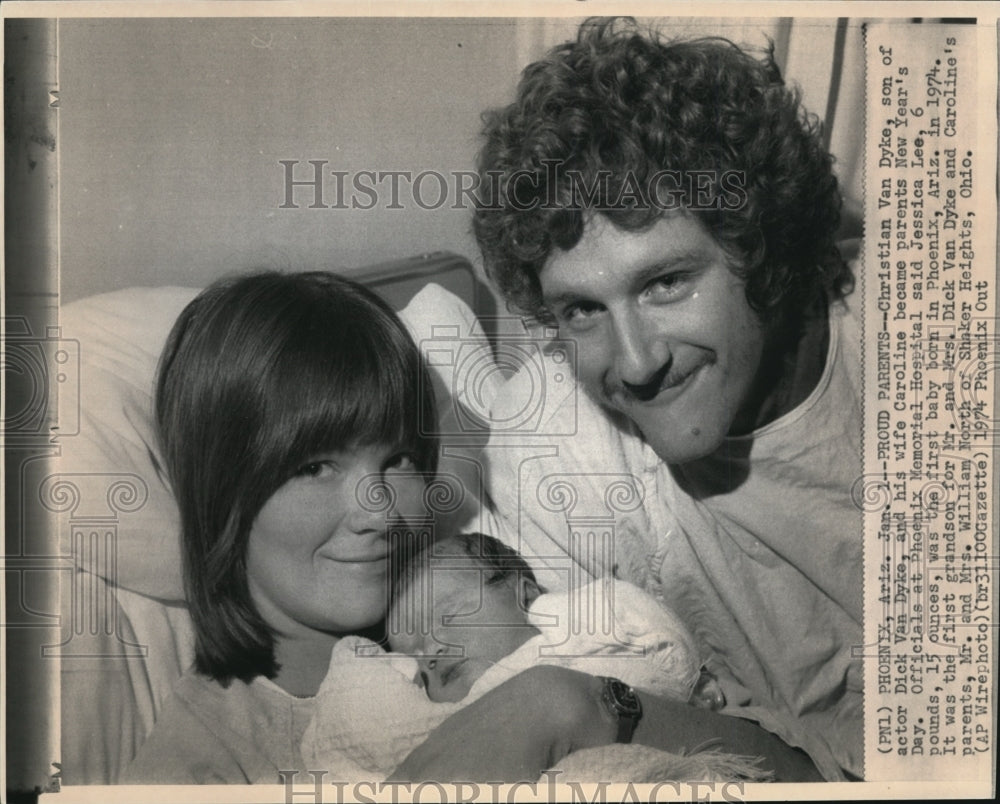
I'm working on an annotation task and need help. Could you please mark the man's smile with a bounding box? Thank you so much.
[609,357,709,408]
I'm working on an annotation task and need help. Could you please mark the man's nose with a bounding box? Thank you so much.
[612,312,671,389]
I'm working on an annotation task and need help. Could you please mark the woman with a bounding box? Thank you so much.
[124,271,436,782]
[125,270,820,784]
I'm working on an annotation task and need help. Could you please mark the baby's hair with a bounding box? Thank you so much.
[156,270,437,684]
[392,532,541,601]
[454,531,540,588]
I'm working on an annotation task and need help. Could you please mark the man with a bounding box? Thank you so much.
[475,19,863,780]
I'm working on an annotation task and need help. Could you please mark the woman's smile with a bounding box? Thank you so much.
[323,547,391,565]
[336,555,387,564]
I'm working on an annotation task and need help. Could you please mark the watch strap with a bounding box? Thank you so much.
[600,676,642,743]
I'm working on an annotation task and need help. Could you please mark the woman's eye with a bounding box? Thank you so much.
[295,460,337,479]
[386,453,416,471]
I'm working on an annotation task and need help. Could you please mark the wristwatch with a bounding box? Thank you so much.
[600,677,643,743]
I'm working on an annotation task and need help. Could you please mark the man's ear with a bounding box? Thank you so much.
[518,575,541,609]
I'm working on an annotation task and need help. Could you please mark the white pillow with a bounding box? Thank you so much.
[57,287,200,601]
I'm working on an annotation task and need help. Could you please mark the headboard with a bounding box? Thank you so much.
[353,252,495,320]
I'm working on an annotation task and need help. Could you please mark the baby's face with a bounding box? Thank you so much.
[388,562,539,702]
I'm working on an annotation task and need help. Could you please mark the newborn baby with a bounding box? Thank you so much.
[388,532,725,707]
[301,533,741,781]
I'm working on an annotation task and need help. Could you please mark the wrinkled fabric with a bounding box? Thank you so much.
[123,670,315,784]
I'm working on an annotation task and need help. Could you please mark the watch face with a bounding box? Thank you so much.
[604,677,642,718]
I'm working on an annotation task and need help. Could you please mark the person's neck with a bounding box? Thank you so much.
[269,621,388,697]
[270,633,339,698]
[730,296,830,436]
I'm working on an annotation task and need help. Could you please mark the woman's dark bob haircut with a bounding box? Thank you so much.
[474,17,853,323]
[155,271,438,684]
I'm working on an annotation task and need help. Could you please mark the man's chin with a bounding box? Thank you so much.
[592,394,725,464]
[640,424,724,466]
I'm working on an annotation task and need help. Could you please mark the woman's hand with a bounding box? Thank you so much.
[388,665,615,783]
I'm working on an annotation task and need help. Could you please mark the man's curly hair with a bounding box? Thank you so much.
[473,18,853,323]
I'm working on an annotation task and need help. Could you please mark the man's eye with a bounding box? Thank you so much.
[560,301,604,330]
[647,272,689,298]
[564,301,601,319]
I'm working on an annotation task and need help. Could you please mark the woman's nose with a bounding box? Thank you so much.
[348,463,427,531]
[612,312,671,388]
[345,488,387,534]
[347,462,395,533]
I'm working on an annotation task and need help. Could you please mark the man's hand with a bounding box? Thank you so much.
[389,664,825,784]
[388,665,614,783]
